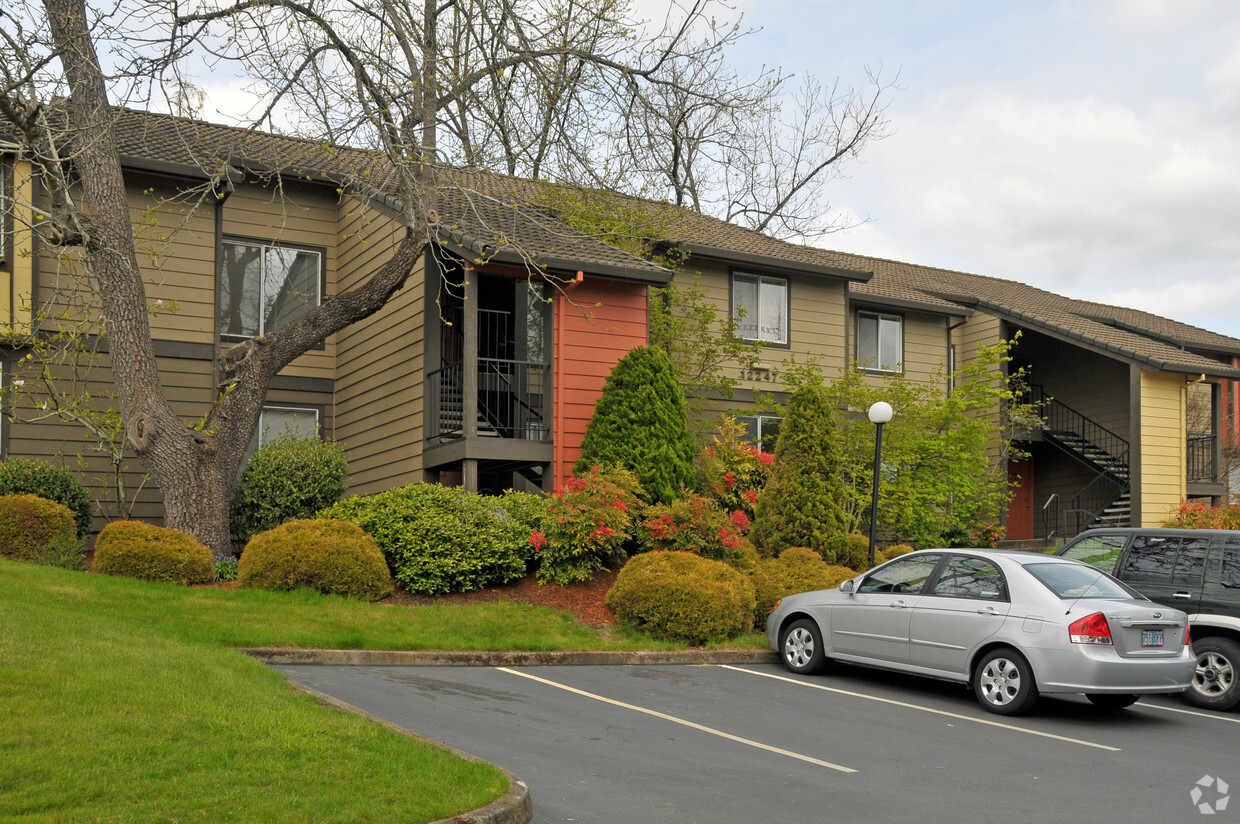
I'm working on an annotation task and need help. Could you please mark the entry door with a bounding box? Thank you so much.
[1006,456,1034,540]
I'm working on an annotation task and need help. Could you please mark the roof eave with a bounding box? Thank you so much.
[664,242,873,282]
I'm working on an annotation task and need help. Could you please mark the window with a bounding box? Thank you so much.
[858,553,942,594]
[220,240,322,339]
[738,415,782,451]
[856,310,902,372]
[1223,538,1240,589]
[732,273,788,344]
[242,406,321,465]
[1060,534,1127,573]
[931,556,1008,601]
[1122,536,1178,584]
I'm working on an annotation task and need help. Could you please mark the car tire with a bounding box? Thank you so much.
[1086,693,1140,710]
[973,647,1039,716]
[1186,636,1240,712]
[780,618,826,675]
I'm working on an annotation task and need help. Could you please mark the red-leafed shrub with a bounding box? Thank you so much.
[634,493,752,564]
[1161,500,1240,530]
[532,465,644,586]
[695,416,774,519]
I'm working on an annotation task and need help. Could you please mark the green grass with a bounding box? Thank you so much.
[0,560,765,822]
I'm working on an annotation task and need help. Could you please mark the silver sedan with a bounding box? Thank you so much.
[766,549,1195,715]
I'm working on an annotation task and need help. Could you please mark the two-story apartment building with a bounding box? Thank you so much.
[3,108,1237,541]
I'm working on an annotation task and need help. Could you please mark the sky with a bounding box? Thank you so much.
[183,0,1240,339]
[719,0,1240,338]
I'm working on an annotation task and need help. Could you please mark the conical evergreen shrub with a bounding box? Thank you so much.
[574,346,695,504]
[750,383,848,558]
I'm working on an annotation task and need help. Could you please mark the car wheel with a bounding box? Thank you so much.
[1186,636,1240,711]
[973,648,1039,716]
[1086,693,1140,710]
[780,618,826,675]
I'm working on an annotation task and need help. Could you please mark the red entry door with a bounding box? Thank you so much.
[1006,457,1034,540]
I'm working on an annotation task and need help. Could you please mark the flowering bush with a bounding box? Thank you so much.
[1161,500,1240,530]
[695,416,774,519]
[970,524,1005,548]
[533,465,644,585]
[634,493,753,564]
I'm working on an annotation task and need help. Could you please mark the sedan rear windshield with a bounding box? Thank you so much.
[1024,563,1143,601]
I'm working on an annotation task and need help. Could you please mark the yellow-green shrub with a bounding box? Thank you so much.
[92,521,214,585]
[751,546,857,617]
[878,544,915,563]
[0,494,77,562]
[606,551,756,644]
[238,519,393,601]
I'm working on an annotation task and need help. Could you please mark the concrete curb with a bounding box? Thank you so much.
[286,680,534,824]
[242,647,779,666]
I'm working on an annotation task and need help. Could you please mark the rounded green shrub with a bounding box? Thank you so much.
[606,551,756,644]
[820,532,874,570]
[92,520,214,585]
[321,483,529,596]
[498,489,551,570]
[750,546,857,617]
[0,494,78,562]
[878,544,915,564]
[0,458,92,537]
[238,519,393,601]
[230,437,348,543]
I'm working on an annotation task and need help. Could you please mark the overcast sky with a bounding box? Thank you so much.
[722,0,1240,338]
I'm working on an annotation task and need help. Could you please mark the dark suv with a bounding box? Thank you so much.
[1056,528,1240,711]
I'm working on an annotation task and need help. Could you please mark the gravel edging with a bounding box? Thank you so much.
[241,647,779,666]
[285,680,534,824]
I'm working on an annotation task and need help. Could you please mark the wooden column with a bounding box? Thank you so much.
[463,267,479,491]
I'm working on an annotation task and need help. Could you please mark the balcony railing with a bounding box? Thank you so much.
[1187,432,1217,483]
[427,359,550,441]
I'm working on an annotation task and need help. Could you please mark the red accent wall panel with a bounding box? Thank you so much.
[553,279,649,488]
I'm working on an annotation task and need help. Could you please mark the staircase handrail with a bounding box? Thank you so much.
[1042,493,1059,546]
[1025,384,1130,473]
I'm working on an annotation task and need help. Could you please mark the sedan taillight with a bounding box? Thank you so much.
[1069,612,1114,645]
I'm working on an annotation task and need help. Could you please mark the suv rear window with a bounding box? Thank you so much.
[1224,538,1240,590]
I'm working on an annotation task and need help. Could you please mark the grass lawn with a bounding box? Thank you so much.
[1,560,764,822]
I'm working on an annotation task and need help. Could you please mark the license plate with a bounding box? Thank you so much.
[1142,630,1164,647]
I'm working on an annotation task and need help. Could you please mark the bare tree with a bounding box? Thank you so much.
[0,0,816,555]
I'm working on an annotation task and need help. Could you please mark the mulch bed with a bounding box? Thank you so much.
[383,568,620,627]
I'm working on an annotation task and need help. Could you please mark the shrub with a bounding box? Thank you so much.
[820,532,874,570]
[574,346,695,504]
[0,494,78,563]
[92,520,214,585]
[238,519,393,601]
[498,489,551,570]
[878,544,915,564]
[531,465,643,586]
[37,533,89,571]
[695,416,774,519]
[606,551,756,644]
[750,384,848,558]
[0,458,92,537]
[230,437,348,543]
[321,483,529,596]
[1162,500,1240,530]
[634,493,752,564]
[750,547,856,617]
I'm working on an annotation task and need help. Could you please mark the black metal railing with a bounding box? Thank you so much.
[427,359,549,441]
[1187,432,1217,483]
[1066,472,1129,536]
[1025,385,1130,483]
[1042,493,1059,546]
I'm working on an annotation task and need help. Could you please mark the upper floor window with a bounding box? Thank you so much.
[220,239,322,339]
[732,273,788,344]
[857,310,902,372]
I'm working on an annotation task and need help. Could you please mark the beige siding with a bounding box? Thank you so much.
[333,196,423,495]
[221,180,339,380]
[5,160,36,331]
[670,260,848,406]
[1139,370,1186,525]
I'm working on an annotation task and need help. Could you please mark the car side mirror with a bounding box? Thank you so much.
[840,579,856,595]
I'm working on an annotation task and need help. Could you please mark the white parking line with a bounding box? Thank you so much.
[718,665,1121,752]
[1137,702,1240,723]
[495,666,857,773]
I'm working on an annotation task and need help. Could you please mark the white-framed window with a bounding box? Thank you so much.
[732,273,788,344]
[220,240,322,339]
[243,405,321,465]
[739,414,782,452]
[857,310,903,372]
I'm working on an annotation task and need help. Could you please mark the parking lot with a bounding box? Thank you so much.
[275,661,1240,823]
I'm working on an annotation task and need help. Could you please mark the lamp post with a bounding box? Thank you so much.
[867,401,893,568]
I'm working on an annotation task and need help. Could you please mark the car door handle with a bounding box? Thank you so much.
[977,607,998,615]
[1172,592,1192,599]
[890,600,908,609]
